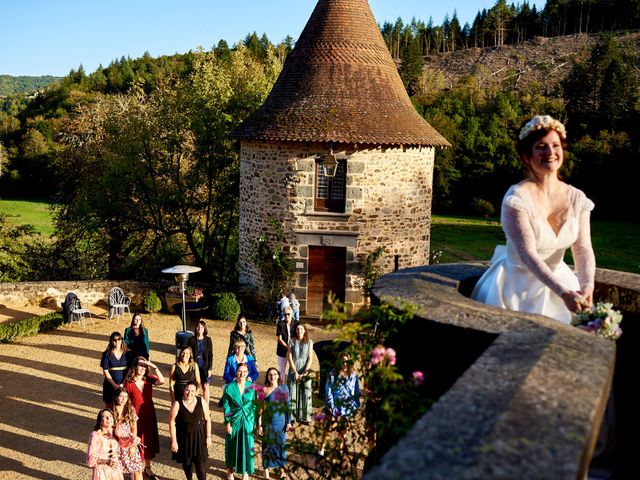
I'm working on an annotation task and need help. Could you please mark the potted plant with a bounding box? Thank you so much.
[164,285,204,312]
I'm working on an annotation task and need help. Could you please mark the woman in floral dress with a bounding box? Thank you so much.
[112,387,143,480]
[227,314,257,365]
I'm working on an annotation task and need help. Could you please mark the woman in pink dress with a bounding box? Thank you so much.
[124,356,165,480]
[86,409,124,480]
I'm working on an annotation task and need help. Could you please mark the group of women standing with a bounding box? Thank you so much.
[89,355,164,480]
[89,307,364,479]
[91,313,164,480]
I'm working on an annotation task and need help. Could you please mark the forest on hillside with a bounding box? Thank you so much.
[0,0,639,284]
[0,75,61,96]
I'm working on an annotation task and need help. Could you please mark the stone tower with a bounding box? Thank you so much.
[236,0,449,315]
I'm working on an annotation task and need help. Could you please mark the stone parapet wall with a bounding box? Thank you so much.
[365,263,638,479]
[0,280,155,309]
[239,140,434,313]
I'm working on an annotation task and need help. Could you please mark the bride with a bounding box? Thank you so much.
[471,115,596,324]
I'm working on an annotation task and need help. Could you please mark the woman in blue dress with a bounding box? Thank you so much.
[223,339,259,384]
[101,331,130,408]
[258,367,291,479]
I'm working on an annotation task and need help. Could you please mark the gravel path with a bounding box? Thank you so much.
[0,309,333,479]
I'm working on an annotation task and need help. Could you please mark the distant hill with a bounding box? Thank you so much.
[422,32,640,95]
[0,75,62,96]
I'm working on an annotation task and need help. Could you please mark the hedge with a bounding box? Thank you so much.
[0,312,65,343]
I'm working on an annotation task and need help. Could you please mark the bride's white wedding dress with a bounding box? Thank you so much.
[471,181,595,324]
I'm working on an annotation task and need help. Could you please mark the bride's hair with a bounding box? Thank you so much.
[516,115,568,158]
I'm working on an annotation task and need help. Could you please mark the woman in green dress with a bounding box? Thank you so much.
[223,362,256,480]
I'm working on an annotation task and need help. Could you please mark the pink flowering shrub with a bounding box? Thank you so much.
[250,383,266,401]
[282,299,432,479]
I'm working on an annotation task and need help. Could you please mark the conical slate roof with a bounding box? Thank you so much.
[236,0,450,147]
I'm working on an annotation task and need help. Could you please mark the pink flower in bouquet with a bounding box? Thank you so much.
[385,347,397,366]
[412,370,425,386]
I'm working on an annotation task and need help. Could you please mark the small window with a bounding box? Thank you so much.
[315,159,346,213]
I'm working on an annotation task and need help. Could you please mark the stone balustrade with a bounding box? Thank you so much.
[366,263,639,479]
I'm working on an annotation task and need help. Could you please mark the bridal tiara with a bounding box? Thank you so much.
[518,115,567,141]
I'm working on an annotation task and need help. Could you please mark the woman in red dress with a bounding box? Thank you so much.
[124,356,165,480]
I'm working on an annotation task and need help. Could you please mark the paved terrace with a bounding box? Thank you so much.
[0,305,332,479]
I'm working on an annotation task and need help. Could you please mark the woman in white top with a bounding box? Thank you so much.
[472,115,596,324]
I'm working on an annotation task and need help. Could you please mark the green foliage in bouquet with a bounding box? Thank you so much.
[209,292,241,321]
[143,290,162,313]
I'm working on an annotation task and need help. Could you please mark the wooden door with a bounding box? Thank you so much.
[307,246,346,315]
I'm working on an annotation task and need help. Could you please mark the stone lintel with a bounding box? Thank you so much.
[294,231,359,248]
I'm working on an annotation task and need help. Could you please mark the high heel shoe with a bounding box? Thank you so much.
[144,468,159,480]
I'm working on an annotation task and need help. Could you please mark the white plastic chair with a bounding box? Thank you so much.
[108,287,132,322]
[68,297,93,330]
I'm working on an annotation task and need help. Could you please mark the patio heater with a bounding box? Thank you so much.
[162,265,201,356]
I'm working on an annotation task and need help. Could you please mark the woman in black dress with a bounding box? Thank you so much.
[170,346,201,403]
[169,381,211,480]
[123,312,150,360]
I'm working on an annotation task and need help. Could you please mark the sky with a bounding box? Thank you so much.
[1,0,543,77]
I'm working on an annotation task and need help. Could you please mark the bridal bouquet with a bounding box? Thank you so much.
[573,302,623,340]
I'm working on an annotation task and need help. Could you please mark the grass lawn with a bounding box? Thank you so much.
[0,199,54,236]
[0,199,638,274]
[431,215,640,274]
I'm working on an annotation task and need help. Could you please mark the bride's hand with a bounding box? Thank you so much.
[562,291,587,313]
[577,287,594,310]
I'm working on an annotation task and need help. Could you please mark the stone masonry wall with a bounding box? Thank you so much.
[0,280,154,309]
[239,140,435,313]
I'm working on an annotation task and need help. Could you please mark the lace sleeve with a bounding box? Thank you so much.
[502,205,569,298]
[571,209,596,290]
[503,194,527,212]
